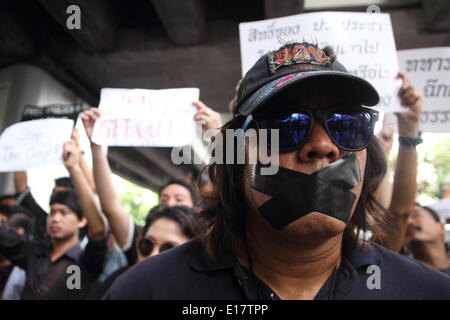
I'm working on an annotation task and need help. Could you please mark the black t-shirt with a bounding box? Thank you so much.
[0,225,107,299]
[105,236,450,300]
[86,266,130,300]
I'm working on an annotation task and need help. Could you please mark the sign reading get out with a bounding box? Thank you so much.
[92,88,199,147]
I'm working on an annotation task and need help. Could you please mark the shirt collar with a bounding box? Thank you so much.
[61,242,83,261]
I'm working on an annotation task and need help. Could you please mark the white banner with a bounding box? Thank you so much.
[92,88,199,147]
[0,118,74,172]
[239,11,402,112]
[398,47,450,133]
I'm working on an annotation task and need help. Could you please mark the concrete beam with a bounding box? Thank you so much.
[150,0,206,45]
[0,2,36,59]
[107,147,166,191]
[134,147,186,181]
[264,0,304,19]
[37,0,116,52]
[422,0,450,32]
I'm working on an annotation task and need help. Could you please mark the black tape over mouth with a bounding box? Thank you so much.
[250,153,361,230]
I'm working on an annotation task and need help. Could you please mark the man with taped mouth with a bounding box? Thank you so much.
[105,42,450,300]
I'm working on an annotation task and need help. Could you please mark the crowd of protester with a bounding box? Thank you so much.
[0,41,449,300]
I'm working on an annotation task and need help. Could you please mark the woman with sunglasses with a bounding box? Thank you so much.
[136,205,204,260]
[88,204,203,299]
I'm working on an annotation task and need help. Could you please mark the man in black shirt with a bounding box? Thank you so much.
[0,190,106,299]
[106,41,450,299]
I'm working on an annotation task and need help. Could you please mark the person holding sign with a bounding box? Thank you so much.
[374,72,423,253]
[81,108,202,267]
[0,129,107,299]
[13,128,97,240]
[0,188,107,299]
[105,41,450,300]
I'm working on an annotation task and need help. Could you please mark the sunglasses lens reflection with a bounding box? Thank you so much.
[160,243,175,252]
[138,238,153,256]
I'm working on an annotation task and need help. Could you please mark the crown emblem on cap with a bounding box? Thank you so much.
[268,42,332,74]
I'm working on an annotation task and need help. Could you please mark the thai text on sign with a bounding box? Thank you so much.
[398,47,450,133]
[239,11,402,112]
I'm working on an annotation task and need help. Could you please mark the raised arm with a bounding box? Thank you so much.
[13,171,48,240]
[63,139,106,241]
[71,127,97,193]
[14,171,28,194]
[81,108,132,248]
[381,72,422,252]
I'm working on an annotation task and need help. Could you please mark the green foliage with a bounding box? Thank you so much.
[117,179,159,225]
[419,138,450,199]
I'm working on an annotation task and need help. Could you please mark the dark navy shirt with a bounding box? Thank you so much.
[105,236,450,300]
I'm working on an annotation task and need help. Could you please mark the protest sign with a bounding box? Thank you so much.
[92,88,199,147]
[239,11,402,113]
[0,118,74,172]
[398,47,450,133]
[21,103,88,122]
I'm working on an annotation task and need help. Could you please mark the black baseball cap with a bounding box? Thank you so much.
[234,42,380,116]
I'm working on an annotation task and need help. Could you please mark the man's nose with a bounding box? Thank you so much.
[150,245,160,257]
[49,212,61,222]
[407,213,415,225]
[166,198,176,207]
[297,122,340,163]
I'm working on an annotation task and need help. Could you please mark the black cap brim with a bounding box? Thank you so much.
[237,70,380,116]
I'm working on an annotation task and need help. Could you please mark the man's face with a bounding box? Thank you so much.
[46,203,86,241]
[406,206,444,243]
[244,84,366,241]
[159,184,194,208]
[136,217,189,263]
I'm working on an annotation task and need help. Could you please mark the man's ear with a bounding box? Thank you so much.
[78,217,88,229]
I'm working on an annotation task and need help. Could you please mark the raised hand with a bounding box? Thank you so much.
[71,128,80,147]
[63,139,81,171]
[193,100,222,130]
[396,72,423,138]
[81,108,102,142]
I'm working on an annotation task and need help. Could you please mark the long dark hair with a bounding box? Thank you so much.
[142,205,204,239]
[158,180,198,207]
[199,116,388,258]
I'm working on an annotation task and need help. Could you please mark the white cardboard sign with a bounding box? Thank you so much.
[239,11,402,112]
[398,47,450,133]
[0,118,74,172]
[92,88,199,147]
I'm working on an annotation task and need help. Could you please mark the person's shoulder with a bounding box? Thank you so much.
[369,242,450,299]
[104,237,204,300]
